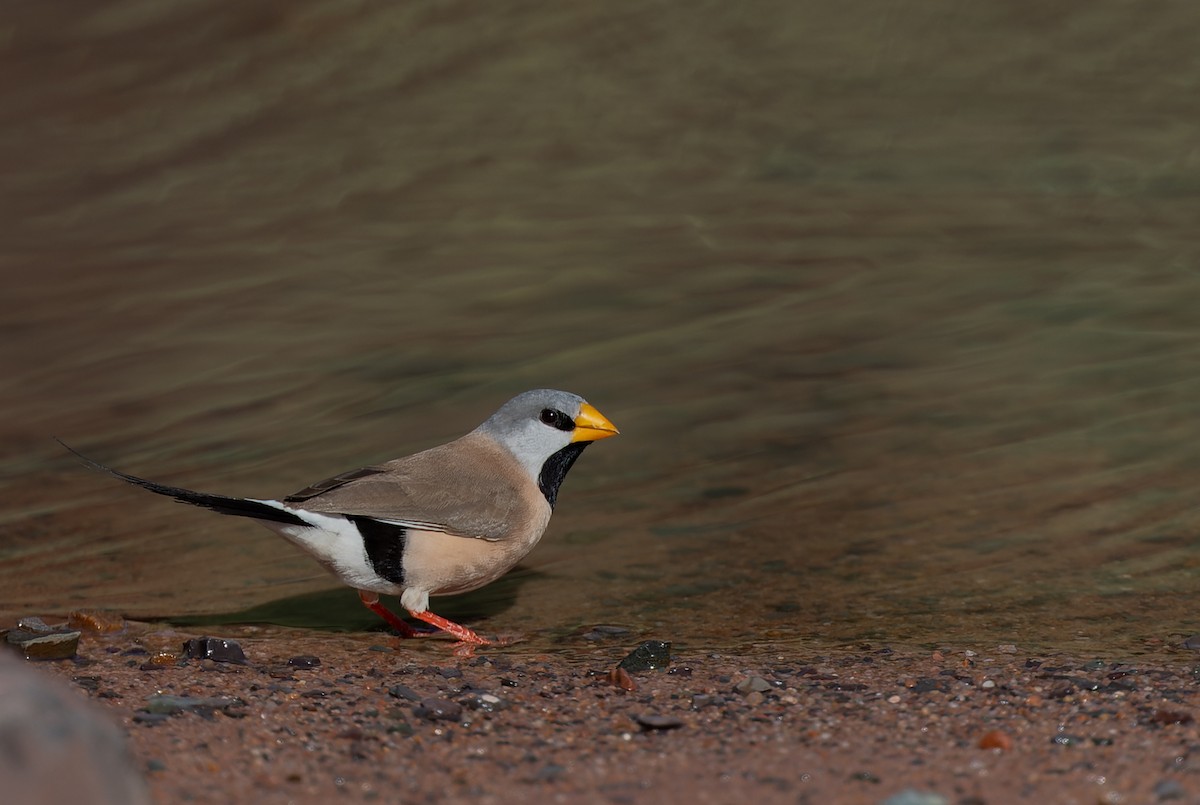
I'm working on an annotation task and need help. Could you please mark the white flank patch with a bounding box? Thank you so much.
[248,499,398,593]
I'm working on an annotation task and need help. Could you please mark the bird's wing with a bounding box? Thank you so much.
[283,436,535,542]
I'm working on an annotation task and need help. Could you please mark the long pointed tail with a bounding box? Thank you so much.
[57,439,308,528]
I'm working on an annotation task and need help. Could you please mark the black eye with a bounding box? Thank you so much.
[539,408,574,431]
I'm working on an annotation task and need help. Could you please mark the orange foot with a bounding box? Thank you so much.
[357,591,435,638]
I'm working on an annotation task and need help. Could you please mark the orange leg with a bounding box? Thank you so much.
[357,590,431,638]
[409,609,490,645]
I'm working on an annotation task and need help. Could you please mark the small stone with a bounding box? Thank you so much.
[1152,709,1194,726]
[287,656,321,669]
[132,712,171,726]
[388,684,422,701]
[16,617,55,634]
[1154,779,1186,800]
[744,691,765,706]
[979,730,1012,751]
[880,790,948,805]
[437,666,462,679]
[145,759,167,772]
[1050,734,1085,746]
[68,610,126,633]
[734,676,772,695]
[468,693,506,712]
[635,714,684,731]
[7,630,81,661]
[691,694,713,710]
[181,637,247,665]
[532,764,566,781]
[142,694,243,717]
[980,679,996,689]
[617,640,671,672]
[607,667,637,691]
[414,698,462,722]
[1182,635,1200,650]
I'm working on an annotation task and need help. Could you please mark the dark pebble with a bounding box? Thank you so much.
[132,712,171,726]
[533,764,566,781]
[618,640,671,672]
[121,647,150,656]
[500,678,519,687]
[1050,734,1086,746]
[414,698,462,722]
[388,684,422,701]
[438,667,462,679]
[5,629,81,661]
[1182,635,1200,650]
[287,655,321,669]
[181,637,247,665]
[146,759,167,772]
[72,675,101,691]
[1152,709,1194,726]
[1154,779,1187,800]
[691,694,713,710]
[911,678,950,694]
[142,694,243,717]
[635,714,684,731]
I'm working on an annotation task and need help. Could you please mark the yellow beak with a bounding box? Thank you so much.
[571,403,620,442]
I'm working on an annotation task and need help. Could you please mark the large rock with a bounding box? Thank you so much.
[0,653,148,805]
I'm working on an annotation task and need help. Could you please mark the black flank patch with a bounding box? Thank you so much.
[538,442,590,510]
[349,516,407,585]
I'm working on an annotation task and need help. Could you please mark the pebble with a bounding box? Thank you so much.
[734,676,772,695]
[388,684,422,701]
[1153,779,1186,800]
[1183,635,1200,651]
[181,637,247,665]
[880,790,949,805]
[287,655,321,669]
[414,698,462,722]
[67,610,126,633]
[142,694,243,717]
[607,667,637,691]
[5,629,81,661]
[635,714,684,731]
[468,693,506,713]
[618,640,671,672]
[978,730,1012,751]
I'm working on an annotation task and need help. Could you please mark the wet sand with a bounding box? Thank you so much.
[30,621,1200,804]
[5,1,1200,801]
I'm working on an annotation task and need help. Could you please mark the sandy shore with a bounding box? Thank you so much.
[13,620,1198,804]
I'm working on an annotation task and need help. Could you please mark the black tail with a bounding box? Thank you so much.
[58,439,309,528]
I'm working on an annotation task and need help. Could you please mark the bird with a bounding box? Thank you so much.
[62,389,618,651]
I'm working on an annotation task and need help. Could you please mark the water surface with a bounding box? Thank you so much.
[4,1,1200,659]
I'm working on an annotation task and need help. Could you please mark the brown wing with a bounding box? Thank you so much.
[281,435,539,541]
[284,466,388,502]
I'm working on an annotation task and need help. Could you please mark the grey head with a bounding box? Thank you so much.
[474,388,619,508]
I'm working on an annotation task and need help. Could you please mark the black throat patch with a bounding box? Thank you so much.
[348,515,407,585]
[538,442,590,510]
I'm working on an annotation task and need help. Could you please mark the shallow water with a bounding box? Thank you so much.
[3,1,1200,660]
